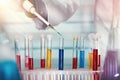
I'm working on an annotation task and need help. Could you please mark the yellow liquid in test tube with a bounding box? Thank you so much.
[88,53,93,70]
[88,53,93,80]
[46,49,52,69]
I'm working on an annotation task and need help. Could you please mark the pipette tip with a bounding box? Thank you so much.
[49,24,63,37]
[57,31,62,37]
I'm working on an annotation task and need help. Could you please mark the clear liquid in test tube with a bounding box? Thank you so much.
[40,35,45,68]
[46,35,52,69]
[72,37,78,69]
[14,38,21,70]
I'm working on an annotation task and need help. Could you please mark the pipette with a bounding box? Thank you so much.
[22,0,62,37]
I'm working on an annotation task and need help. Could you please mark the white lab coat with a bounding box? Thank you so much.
[95,0,120,72]
[95,0,120,52]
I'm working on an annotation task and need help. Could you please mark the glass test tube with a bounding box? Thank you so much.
[25,36,29,69]
[93,40,98,71]
[88,48,93,70]
[72,37,78,69]
[58,37,64,70]
[79,36,85,68]
[98,41,101,69]
[40,35,45,68]
[28,36,33,70]
[88,48,93,80]
[46,35,52,69]
[14,38,21,70]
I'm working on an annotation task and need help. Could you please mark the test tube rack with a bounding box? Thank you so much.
[21,69,102,80]
[14,34,103,80]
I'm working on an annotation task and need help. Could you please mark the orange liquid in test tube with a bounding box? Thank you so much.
[46,35,52,69]
[46,49,52,69]
[88,53,93,70]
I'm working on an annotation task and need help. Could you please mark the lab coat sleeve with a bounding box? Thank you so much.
[95,0,113,30]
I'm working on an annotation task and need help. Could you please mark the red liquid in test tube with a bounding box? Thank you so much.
[16,55,21,70]
[40,35,46,68]
[28,57,33,70]
[28,35,34,70]
[72,37,78,69]
[14,38,21,70]
[98,55,101,67]
[93,49,98,70]
[89,33,100,71]
[72,58,77,69]
[41,59,45,68]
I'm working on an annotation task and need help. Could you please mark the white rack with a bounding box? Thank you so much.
[21,69,102,80]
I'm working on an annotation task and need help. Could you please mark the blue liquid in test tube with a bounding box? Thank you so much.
[79,50,85,68]
[58,38,64,70]
[79,36,85,68]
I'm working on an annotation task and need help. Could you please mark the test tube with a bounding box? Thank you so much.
[40,35,45,68]
[28,35,33,70]
[98,54,101,68]
[98,39,101,69]
[58,37,64,70]
[79,36,85,68]
[93,37,98,71]
[14,38,21,70]
[25,36,29,69]
[72,37,78,69]
[46,35,52,69]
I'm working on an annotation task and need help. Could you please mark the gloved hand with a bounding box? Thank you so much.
[23,0,80,29]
